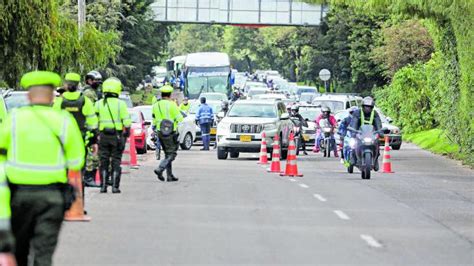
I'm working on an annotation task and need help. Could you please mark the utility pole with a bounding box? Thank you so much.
[78,0,86,38]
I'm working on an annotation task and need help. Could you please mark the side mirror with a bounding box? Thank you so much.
[217,111,225,119]
[382,127,391,134]
[280,113,290,120]
[386,116,393,123]
[144,121,151,126]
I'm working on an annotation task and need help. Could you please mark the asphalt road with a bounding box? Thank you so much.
[54,143,473,265]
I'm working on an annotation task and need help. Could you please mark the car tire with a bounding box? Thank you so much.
[230,151,239,158]
[391,144,401,150]
[180,133,193,150]
[217,147,228,160]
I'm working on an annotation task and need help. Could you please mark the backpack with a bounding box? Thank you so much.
[61,93,86,132]
[157,102,174,136]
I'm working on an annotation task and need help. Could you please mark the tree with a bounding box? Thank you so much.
[168,24,225,57]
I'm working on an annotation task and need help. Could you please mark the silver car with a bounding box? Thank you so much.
[216,100,294,159]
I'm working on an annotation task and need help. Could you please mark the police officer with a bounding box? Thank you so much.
[152,85,183,182]
[95,78,131,193]
[179,97,191,114]
[54,73,99,187]
[83,71,102,187]
[350,96,383,171]
[0,164,15,266]
[196,97,214,151]
[0,71,85,266]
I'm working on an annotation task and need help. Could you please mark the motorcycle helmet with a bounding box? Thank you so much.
[102,77,122,95]
[321,105,331,117]
[85,71,102,82]
[348,106,358,115]
[362,96,375,115]
[291,105,299,113]
[221,100,229,110]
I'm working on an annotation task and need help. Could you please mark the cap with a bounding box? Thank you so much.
[65,72,81,83]
[160,85,174,93]
[20,71,61,89]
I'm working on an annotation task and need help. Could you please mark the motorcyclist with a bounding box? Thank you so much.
[221,100,229,117]
[350,96,383,170]
[230,89,240,102]
[338,106,358,164]
[290,105,308,155]
[313,105,338,157]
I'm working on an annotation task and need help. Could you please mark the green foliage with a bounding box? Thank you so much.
[404,129,459,156]
[169,24,225,56]
[373,19,434,78]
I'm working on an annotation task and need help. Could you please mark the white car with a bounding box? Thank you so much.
[298,105,322,146]
[141,105,197,150]
[312,94,359,113]
[198,92,228,102]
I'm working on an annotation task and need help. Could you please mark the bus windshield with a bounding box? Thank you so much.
[186,66,230,99]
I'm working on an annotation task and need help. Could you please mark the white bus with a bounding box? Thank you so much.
[183,52,231,99]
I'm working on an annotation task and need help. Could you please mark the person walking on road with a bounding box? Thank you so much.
[95,78,131,193]
[196,97,214,151]
[54,73,99,187]
[152,85,183,182]
[179,97,191,114]
[0,71,85,266]
[0,164,15,266]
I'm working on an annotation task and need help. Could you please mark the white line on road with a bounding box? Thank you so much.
[313,194,327,202]
[333,210,350,220]
[289,178,296,182]
[299,183,309,188]
[360,234,383,248]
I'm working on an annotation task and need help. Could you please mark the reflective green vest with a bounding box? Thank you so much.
[179,103,191,113]
[361,109,375,125]
[0,163,10,232]
[53,91,98,132]
[95,97,131,131]
[0,106,85,185]
[152,99,183,131]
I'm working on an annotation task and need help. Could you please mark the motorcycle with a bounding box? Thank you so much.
[319,119,335,157]
[291,117,303,155]
[347,125,389,179]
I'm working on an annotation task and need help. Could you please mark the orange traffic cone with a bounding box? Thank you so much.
[258,132,269,165]
[129,128,139,169]
[267,135,281,173]
[64,170,91,222]
[382,135,394,173]
[121,137,131,175]
[280,133,303,177]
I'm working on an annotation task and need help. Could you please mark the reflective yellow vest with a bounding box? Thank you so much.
[0,163,10,232]
[0,106,85,185]
[152,99,183,131]
[179,103,191,113]
[95,97,131,131]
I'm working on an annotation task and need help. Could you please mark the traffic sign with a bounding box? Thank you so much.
[319,69,331,81]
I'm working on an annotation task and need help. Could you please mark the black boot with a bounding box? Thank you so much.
[166,165,178,182]
[154,167,165,182]
[112,168,122,193]
[84,170,100,187]
[100,169,108,193]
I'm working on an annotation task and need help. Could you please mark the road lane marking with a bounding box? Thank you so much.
[313,194,327,202]
[333,210,350,220]
[299,183,309,188]
[360,234,382,248]
[289,178,296,182]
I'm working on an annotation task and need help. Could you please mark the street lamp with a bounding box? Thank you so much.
[78,0,86,38]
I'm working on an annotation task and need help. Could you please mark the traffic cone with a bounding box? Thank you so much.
[382,135,394,173]
[258,132,269,165]
[64,170,91,222]
[267,135,281,173]
[129,128,139,169]
[121,138,131,175]
[280,133,303,177]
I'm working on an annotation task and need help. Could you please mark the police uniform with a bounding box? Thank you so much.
[152,85,183,182]
[0,71,85,266]
[53,73,99,187]
[179,102,190,114]
[0,163,15,265]
[95,78,131,193]
[196,99,214,150]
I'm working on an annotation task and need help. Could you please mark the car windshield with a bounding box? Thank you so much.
[297,87,317,96]
[5,93,29,111]
[189,102,222,115]
[135,107,152,121]
[228,103,277,118]
[130,112,140,123]
[300,94,316,102]
[248,89,267,97]
[312,100,344,112]
[200,93,227,101]
[119,95,133,108]
[299,108,321,121]
[186,66,230,98]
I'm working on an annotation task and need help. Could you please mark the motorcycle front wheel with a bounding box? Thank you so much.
[362,153,372,179]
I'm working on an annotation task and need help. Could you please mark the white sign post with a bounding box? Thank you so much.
[319,69,331,93]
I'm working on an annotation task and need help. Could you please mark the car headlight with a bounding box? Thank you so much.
[217,122,230,133]
[264,123,277,131]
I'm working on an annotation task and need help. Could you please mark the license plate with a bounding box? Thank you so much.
[303,134,311,141]
[210,128,217,135]
[240,135,252,142]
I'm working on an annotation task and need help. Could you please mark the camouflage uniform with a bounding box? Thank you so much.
[83,85,101,179]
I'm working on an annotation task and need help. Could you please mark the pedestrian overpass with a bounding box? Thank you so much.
[151,0,328,26]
